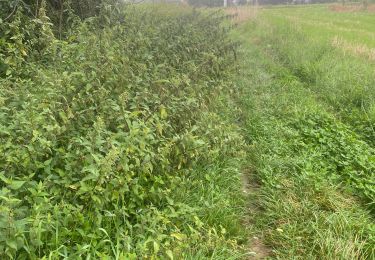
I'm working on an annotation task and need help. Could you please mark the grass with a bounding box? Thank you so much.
[262,4,375,49]
[169,92,249,259]
[254,4,375,147]
[229,5,375,259]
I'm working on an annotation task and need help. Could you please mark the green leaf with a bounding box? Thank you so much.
[9,181,26,190]
[0,173,10,184]
[6,239,17,250]
[170,233,186,241]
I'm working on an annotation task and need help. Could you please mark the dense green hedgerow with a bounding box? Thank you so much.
[0,4,245,258]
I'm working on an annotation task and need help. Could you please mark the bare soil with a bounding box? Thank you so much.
[329,4,375,13]
[241,171,272,259]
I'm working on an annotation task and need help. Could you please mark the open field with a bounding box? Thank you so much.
[246,4,375,147]
[262,4,375,58]
[231,4,375,258]
[264,5,375,46]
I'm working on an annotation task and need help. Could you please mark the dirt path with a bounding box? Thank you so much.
[226,7,272,259]
[241,171,272,259]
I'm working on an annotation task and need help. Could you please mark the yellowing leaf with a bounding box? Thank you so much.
[166,250,173,260]
[156,122,163,135]
[170,233,186,241]
[153,241,159,253]
[69,185,78,190]
[160,106,168,119]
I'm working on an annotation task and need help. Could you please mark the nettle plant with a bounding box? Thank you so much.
[0,4,240,259]
[0,1,55,78]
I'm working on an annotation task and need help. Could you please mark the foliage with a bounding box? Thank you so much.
[0,0,54,77]
[0,4,246,258]
[290,114,375,207]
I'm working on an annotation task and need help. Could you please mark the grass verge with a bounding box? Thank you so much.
[231,18,375,259]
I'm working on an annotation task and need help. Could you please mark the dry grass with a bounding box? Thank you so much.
[226,6,258,24]
[329,3,375,13]
[332,36,375,61]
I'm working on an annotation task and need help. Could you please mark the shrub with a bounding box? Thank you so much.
[0,4,241,258]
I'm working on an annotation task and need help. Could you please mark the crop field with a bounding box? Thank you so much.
[0,1,374,259]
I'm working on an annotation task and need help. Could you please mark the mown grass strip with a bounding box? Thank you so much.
[232,19,375,259]
[256,9,375,149]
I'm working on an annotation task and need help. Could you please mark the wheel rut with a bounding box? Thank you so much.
[241,171,272,259]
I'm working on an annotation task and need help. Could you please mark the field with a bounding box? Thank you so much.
[262,4,375,59]
[1,2,375,259]
[232,4,375,258]
[265,5,375,47]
